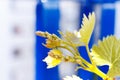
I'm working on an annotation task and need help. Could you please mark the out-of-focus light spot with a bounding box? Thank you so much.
[41,0,47,3]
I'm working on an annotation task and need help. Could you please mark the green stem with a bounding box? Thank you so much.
[91,66,108,79]
[78,56,92,67]
[62,41,80,55]
[58,46,76,56]
[77,56,108,80]
[62,41,80,56]
[85,45,94,64]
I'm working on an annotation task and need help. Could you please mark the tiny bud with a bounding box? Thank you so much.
[36,31,44,36]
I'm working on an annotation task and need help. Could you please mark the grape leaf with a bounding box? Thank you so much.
[60,12,95,46]
[91,36,120,77]
[79,12,95,44]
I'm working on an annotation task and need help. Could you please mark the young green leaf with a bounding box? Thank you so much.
[91,36,120,77]
[79,12,95,44]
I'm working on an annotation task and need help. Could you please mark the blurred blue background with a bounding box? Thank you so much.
[0,0,120,80]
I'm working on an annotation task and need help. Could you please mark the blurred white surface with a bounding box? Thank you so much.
[0,0,36,80]
[115,1,120,38]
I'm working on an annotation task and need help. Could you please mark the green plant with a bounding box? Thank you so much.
[36,12,119,80]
